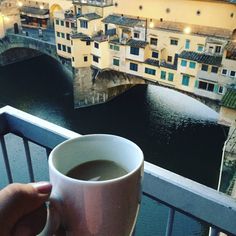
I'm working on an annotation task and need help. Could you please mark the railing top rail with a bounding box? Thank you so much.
[0,105,79,148]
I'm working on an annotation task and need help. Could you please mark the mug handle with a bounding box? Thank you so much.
[38,196,65,236]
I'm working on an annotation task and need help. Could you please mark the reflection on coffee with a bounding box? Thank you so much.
[66,160,128,181]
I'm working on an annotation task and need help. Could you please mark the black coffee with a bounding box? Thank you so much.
[66,160,128,181]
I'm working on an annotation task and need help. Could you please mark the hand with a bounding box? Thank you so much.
[0,182,52,236]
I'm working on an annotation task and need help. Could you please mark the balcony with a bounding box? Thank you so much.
[0,105,236,236]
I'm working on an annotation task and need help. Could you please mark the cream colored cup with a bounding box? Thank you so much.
[44,134,144,236]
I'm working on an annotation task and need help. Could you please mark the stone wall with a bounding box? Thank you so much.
[73,67,146,108]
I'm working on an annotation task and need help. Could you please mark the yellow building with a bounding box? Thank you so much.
[53,0,236,101]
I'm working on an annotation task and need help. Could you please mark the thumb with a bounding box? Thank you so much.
[0,182,52,236]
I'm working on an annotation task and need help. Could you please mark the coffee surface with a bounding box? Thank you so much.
[66,160,128,181]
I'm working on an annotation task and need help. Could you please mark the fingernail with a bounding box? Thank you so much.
[31,181,52,194]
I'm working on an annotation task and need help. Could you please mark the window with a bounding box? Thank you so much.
[84,56,88,62]
[218,86,224,94]
[130,62,138,71]
[94,42,99,49]
[55,19,59,25]
[62,45,66,52]
[201,64,208,71]
[182,75,190,86]
[61,33,65,38]
[185,39,190,49]
[114,45,119,51]
[229,70,236,77]
[170,39,178,45]
[181,60,187,67]
[93,55,99,63]
[168,73,174,81]
[150,38,158,46]
[215,46,221,53]
[57,43,61,50]
[189,61,196,69]
[145,68,156,75]
[211,66,218,74]
[167,56,172,63]
[197,45,204,52]
[71,22,76,28]
[110,44,120,51]
[80,20,88,29]
[66,21,70,28]
[134,32,140,38]
[67,47,71,53]
[209,46,214,53]
[221,69,228,76]
[160,71,166,80]
[60,20,64,26]
[56,32,60,37]
[113,58,120,66]
[86,41,90,46]
[66,33,70,40]
[72,57,74,62]
[198,81,214,92]
[130,47,139,55]
[152,51,158,58]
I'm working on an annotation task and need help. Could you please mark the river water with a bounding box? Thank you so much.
[0,55,227,235]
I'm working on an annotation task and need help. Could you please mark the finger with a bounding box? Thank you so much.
[12,203,47,236]
[0,182,52,235]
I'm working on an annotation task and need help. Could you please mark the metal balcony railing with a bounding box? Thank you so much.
[0,106,236,236]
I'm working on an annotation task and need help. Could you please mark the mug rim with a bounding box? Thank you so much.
[48,134,144,185]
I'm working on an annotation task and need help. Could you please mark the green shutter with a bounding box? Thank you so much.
[194,80,199,88]
[214,84,218,93]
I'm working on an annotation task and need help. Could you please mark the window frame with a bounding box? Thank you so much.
[130,62,138,71]
[170,39,178,46]
[145,67,156,76]
[189,61,196,69]
[201,64,208,72]
[181,59,187,67]
[182,75,190,86]
[130,47,140,56]
[113,58,120,66]
[150,37,158,46]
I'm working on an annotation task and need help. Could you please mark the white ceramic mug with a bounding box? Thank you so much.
[44,134,144,236]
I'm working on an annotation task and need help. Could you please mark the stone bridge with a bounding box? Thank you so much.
[0,33,219,111]
[0,33,58,65]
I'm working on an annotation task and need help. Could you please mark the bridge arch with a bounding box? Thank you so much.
[0,33,59,66]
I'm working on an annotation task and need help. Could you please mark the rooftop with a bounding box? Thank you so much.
[102,14,143,27]
[144,58,160,67]
[71,32,92,41]
[20,6,49,16]
[78,12,102,21]
[221,88,236,109]
[152,20,232,39]
[179,50,222,66]
[126,39,148,48]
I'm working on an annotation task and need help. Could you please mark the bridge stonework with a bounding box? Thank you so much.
[73,67,146,108]
[0,34,220,111]
[0,33,58,66]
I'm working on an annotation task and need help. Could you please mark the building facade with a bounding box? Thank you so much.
[42,0,236,102]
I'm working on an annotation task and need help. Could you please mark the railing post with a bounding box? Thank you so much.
[0,135,13,183]
[165,208,175,236]
[209,227,220,236]
[23,138,35,182]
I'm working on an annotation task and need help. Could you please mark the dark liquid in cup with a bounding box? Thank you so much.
[66,160,128,181]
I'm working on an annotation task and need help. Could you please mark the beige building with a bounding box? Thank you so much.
[52,0,236,102]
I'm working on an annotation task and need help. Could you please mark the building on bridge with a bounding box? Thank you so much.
[52,0,236,105]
